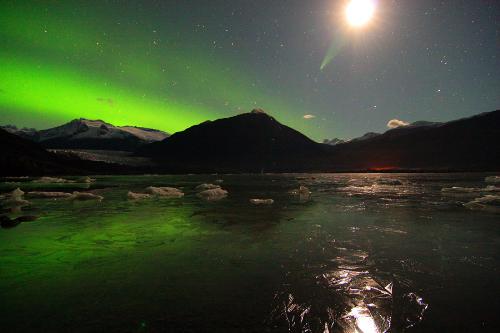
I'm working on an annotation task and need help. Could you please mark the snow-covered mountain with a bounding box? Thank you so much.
[322,138,346,146]
[2,119,169,151]
[322,132,380,146]
[323,120,441,146]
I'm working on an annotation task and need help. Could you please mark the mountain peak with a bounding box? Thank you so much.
[250,108,267,114]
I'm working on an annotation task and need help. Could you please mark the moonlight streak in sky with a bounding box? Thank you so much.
[321,0,377,71]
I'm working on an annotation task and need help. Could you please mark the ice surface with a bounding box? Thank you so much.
[1,173,498,332]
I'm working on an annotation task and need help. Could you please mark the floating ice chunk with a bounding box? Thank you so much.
[145,186,184,198]
[250,198,274,205]
[464,195,500,213]
[197,188,228,201]
[11,188,24,200]
[441,186,479,193]
[2,189,30,214]
[485,176,500,184]
[376,178,403,186]
[68,191,103,201]
[195,183,221,191]
[127,191,152,200]
[33,177,75,183]
[3,188,31,208]
[27,191,72,199]
[441,186,499,194]
[79,176,96,183]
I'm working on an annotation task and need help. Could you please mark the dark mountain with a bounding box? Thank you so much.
[328,110,500,171]
[138,109,328,172]
[350,132,380,142]
[3,109,499,174]
[0,128,134,176]
[2,119,168,151]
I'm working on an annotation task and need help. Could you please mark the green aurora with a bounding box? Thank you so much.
[0,1,324,139]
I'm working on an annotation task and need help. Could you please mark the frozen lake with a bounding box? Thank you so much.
[0,173,499,332]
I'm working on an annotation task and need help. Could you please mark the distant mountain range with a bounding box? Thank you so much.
[1,119,168,151]
[0,127,131,176]
[323,132,381,146]
[328,111,499,171]
[322,121,442,146]
[1,109,499,175]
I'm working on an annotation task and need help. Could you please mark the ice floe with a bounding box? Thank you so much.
[1,188,31,213]
[27,191,72,199]
[195,183,221,191]
[464,195,500,213]
[33,177,75,183]
[145,186,184,198]
[485,176,500,184]
[127,191,152,200]
[79,176,96,183]
[250,198,274,205]
[197,188,228,201]
[4,188,30,207]
[441,186,499,194]
[68,192,104,201]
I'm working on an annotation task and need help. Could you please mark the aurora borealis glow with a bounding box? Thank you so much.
[1,0,499,140]
[0,1,316,137]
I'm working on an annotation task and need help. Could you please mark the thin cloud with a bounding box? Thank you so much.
[387,119,409,128]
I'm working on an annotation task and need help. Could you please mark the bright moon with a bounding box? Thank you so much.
[346,0,376,27]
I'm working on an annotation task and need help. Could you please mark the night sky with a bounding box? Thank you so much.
[0,0,498,141]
